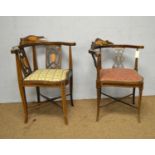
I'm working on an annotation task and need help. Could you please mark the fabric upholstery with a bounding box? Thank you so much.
[24,69,69,82]
[100,68,143,83]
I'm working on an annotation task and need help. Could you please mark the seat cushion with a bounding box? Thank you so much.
[24,69,69,82]
[100,68,143,84]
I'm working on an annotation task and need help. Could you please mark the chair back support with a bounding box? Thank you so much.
[89,39,144,81]
[112,48,125,68]
[89,44,144,70]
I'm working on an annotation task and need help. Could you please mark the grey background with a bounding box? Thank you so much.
[0,16,155,103]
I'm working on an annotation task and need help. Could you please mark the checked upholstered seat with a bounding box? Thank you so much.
[25,69,70,83]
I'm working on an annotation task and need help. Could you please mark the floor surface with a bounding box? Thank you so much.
[0,96,155,138]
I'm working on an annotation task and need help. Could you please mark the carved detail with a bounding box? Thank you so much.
[46,46,62,69]
[20,35,46,45]
[91,38,113,49]
[18,48,32,77]
[112,48,125,68]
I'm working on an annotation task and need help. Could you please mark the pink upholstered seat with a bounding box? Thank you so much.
[100,68,143,84]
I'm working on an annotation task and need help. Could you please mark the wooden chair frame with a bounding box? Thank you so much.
[89,44,144,122]
[11,37,76,125]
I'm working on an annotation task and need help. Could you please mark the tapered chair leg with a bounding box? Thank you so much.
[19,85,28,123]
[132,88,136,104]
[138,86,143,123]
[36,87,40,103]
[61,84,68,125]
[96,88,101,122]
[69,76,74,106]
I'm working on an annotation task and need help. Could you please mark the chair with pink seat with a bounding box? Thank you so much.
[89,38,144,122]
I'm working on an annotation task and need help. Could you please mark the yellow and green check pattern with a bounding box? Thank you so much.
[24,69,69,82]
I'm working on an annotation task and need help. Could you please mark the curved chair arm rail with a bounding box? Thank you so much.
[11,42,76,54]
[19,41,76,48]
[90,44,144,51]
[89,44,144,55]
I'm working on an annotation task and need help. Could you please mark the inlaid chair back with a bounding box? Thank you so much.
[18,35,74,76]
[17,47,32,78]
[89,38,144,123]
[46,45,62,69]
[20,35,63,70]
[11,35,76,125]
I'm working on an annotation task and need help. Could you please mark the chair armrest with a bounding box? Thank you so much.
[19,41,76,48]
[11,46,20,54]
[61,42,76,46]
[92,44,144,49]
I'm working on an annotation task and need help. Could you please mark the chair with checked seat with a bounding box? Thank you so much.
[11,35,76,125]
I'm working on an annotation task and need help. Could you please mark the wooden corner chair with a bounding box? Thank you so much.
[89,38,144,122]
[11,35,76,125]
